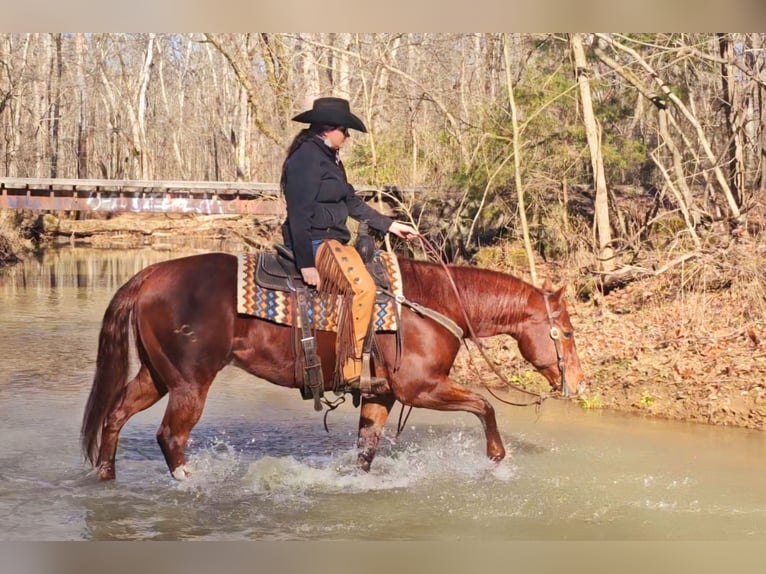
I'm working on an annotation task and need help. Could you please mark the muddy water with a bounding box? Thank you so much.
[1,247,765,541]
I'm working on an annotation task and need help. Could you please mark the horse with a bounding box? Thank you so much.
[81,251,586,481]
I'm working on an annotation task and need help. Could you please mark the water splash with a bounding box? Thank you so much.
[173,441,243,496]
[238,428,518,503]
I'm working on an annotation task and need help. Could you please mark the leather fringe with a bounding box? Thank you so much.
[315,242,357,383]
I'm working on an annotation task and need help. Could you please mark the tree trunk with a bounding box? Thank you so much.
[298,33,321,109]
[75,33,88,178]
[235,86,250,181]
[504,34,537,283]
[658,108,698,226]
[571,33,614,273]
[259,33,292,127]
[48,33,62,178]
[335,33,352,99]
[654,110,702,246]
[752,34,766,194]
[718,33,745,206]
[134,33,155,179]
[8,34,31,177]
[32,34,44,176]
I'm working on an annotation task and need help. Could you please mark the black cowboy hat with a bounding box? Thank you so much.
[291,97,367,133]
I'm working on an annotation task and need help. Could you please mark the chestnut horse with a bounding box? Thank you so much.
[81,252,586,481]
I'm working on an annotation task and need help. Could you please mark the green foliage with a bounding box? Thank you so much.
[347,137,405,184]
[601,137,648,185]
[639,392,655,408]
[579,394,603,410]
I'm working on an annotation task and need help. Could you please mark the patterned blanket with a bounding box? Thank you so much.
[236,250,403,332]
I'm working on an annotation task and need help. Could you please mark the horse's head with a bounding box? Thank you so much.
[515,280,586,397]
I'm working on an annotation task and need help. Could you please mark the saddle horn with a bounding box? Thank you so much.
[354,222,375,264]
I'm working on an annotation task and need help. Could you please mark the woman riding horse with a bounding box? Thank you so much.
[281,97,418,391]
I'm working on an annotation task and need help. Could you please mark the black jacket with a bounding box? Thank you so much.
[282,136,393,270]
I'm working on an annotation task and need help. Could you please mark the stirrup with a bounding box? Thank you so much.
[345,375,388,393]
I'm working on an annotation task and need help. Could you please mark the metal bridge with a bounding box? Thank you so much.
[0,177,419,216]
[0,177,286,215]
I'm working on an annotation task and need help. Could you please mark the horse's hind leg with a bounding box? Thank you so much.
[97,366,166,480]
[357,394,396,471]
[399,376,506,462]
[156,383,211,480]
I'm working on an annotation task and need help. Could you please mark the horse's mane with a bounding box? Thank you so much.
[398,256,539,331]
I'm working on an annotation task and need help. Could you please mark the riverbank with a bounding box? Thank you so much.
[0,210,32,266]
[3,211,764,432]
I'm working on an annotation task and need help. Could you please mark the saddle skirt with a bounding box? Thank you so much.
[236,249,403,332]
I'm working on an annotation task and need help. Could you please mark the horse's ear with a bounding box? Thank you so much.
[542,276,553,292]
[554,285,567,299]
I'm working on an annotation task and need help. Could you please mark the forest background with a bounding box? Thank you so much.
[1,32,766,430]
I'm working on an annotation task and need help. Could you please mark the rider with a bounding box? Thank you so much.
[281,97,418,390]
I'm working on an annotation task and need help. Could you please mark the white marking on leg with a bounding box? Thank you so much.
[172,464,190,481]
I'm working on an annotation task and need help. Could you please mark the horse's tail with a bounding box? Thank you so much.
[80,267,150,467]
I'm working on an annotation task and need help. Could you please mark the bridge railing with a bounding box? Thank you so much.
[0,178,425,215]
[0,178,283,215]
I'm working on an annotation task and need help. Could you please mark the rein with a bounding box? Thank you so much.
[415,236,567,408]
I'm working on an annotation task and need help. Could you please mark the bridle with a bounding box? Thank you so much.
[543,292,570,398]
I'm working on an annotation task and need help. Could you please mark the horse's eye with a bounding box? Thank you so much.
[562,330,573,339]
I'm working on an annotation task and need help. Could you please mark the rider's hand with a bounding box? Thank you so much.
[389,221,420,240]
[301,267,321,289]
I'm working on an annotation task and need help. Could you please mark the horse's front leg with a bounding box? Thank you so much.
[398,376,506,462]
[357,394,396,471]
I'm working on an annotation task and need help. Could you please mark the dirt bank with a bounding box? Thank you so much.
[0,210,33,266]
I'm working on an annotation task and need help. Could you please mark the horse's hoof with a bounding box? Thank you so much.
[357,455,372,472]
[171,465,191,481]
[488,448,506,462]
[97,464,115,481]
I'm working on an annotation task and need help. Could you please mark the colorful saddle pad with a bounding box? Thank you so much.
[236,250,403,332]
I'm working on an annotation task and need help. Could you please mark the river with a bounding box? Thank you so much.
[1,246,765,541]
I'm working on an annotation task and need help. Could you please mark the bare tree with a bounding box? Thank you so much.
[595,33,741,222]
[3,32,766,271]
[756,34,766,193]
[74,33,88,178]
[204,33,282,147]
[134,33,155,178]
[503,34,537,283]
[296,33,321,109]
[259,33,292,127]
[47,33,62,177]
[6,34,31,176]
[571,33,614,273]
[718,33,746,205]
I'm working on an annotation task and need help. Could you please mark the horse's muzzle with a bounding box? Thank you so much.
[561,379,587,398]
